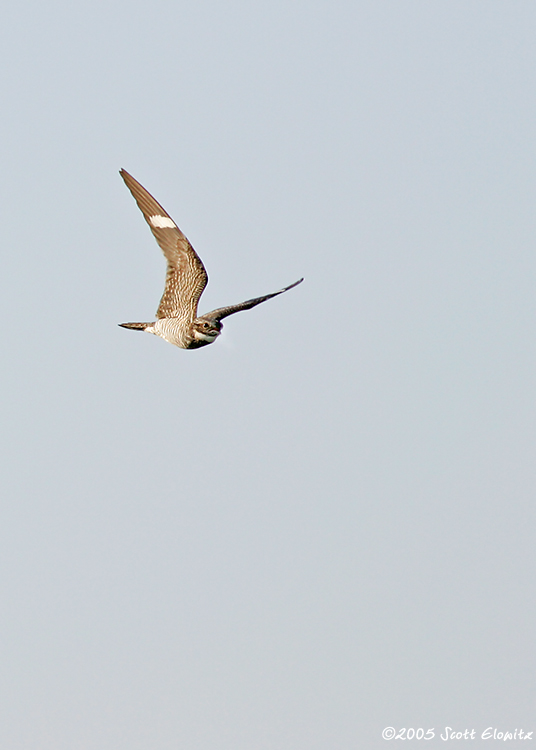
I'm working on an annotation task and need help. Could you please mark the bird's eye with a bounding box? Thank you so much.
[203,322,209,329]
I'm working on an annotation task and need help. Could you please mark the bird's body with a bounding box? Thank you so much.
[118,169,303,350]
[121,317,219,349]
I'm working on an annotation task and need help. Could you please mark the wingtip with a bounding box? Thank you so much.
[286,277,304,291]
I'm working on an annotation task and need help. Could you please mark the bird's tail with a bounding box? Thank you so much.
[118,322,152,331]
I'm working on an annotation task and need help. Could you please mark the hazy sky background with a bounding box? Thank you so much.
[1,1,535,747]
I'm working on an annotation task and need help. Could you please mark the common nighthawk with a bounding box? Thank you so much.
[119,169,303,349]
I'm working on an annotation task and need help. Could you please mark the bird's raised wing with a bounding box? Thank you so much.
[120,169,208,320]
[201,278,303,322]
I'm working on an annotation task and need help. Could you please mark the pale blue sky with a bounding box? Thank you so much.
[1,1,535,747]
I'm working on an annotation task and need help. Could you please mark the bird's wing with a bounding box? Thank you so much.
[201,278,303,322]
[120,169,208,319]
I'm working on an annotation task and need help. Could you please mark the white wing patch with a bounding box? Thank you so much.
[149,215,176,229]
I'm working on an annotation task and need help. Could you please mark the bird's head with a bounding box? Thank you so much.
[192,317,223,344]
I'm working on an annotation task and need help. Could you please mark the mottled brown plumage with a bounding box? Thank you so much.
[119,170,303,349]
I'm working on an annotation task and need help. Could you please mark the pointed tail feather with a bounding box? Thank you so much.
[118,322,152,331]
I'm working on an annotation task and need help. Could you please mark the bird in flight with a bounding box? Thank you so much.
[118,169,303,349]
